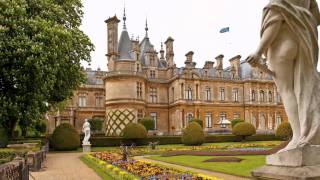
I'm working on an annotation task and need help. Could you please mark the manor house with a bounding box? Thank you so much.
[47,10,287,136]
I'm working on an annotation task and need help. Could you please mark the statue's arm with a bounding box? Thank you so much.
[310,0,320,25]
[255,10,282,57]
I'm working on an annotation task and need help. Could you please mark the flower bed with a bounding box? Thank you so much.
[90,152,221,180]
[97,142,281,156]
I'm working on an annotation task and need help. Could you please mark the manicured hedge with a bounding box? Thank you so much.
[85,134,279,147]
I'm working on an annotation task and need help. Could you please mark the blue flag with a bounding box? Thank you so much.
[220,27,230,33]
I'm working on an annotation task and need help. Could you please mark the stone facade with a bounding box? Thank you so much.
[48,11,287,136]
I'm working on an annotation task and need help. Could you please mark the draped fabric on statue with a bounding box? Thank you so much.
[262,0,320,145]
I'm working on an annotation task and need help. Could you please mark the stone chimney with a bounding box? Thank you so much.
[229,55,241,78]
[105,15,120,71]
[203,61,214,69]
[215,54,224,70]
[165,37,174,67]
[215,54,224,78]
[184,51,196,68]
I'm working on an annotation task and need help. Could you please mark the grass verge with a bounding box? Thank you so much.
[148,155,265,177]
[80,155,113,180]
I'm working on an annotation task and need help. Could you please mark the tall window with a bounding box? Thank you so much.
[276,92,281,103]
[185,87,193,100]
[79,93,86,107]
[149,87,157,103]
[233,88,239,102]
[150,54,155,66]
[137,109,143,121]
[150,112,157,130]
[137,82,142,99]
[220,88,225,101]
[205,87,211,101]
[205,113,212,128]
[171,87,175,102]
[150,70,156,79]
[251,90,256,101]
[260,90,265,102]
[268,91,273,102]
[275,115,282,128]
[95,97,103,107]
[220,113,227,128]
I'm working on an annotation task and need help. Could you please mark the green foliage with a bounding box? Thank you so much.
[182,122,205,146]
[88,118,103,132]
[0,0,94,137]
[275,122,292,140]
[122,123,147,139]
[190,118,203,127]
[231,119,244,128]
[232,122,256,140]
[139,117,155,131]
[0,128,8,148]
[50,123,80,151]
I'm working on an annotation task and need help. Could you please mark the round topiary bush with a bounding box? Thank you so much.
[182,122,205,146]
[232,122,256,141]
[0,128,8,148]
[275,122,292,140]
[190,118,203,128]
[50,123,80,151]
[139,117,155,131]
[231,119,244,128]
[122,123,147,139]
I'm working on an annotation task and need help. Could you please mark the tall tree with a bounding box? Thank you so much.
[0,0,94,136]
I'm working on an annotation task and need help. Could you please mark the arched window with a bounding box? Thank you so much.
[268,91,273,102]
[220,88,225,101]
[187,113,193,123]
[251,90,256,101]
[260,90,265,102]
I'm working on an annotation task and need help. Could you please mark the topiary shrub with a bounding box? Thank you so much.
[231,119,244,128]
[50,123,80,151]
[232,122,256,141]
[190,118,203,128]
[182,122,205,146]
[0,128,8,148]
[275,122,292,140]
[139,117,155,131]
[122,123,147,139]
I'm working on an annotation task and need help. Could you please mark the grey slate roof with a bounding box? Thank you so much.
[139,36,154,65]
[118,29,133,60]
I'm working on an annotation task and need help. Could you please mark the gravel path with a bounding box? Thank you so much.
[30,153,101,180]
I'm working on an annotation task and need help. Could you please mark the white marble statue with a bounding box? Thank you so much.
[247,0,320,152]
[82,119,91,145]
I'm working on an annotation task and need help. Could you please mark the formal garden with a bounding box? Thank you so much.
[0,116,292,179]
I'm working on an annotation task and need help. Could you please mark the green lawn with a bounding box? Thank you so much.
[80,155,113,180]
[148,155,266,177]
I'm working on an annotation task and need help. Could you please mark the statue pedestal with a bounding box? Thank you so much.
[252,145,320,179]
[82,143,91,153]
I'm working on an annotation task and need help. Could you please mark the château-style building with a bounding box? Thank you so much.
[47,10,287,136]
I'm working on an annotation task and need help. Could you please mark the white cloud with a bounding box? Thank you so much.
[80,0,320,71]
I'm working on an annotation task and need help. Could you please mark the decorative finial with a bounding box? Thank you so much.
[145,18,148,38]
[123,7,127,30]
[161,42,163,50]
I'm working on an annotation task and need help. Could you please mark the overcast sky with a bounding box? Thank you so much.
[80,0,320,71]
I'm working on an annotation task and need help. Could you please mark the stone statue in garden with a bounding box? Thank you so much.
[82,119,91,145]
[247,3,320,178]
[247,0,320,153]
